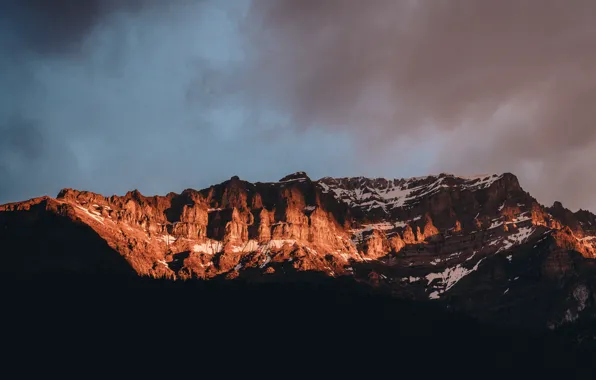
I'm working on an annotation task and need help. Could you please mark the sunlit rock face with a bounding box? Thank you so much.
[3,171,596,329]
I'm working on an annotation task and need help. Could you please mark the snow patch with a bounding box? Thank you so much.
[464,252,476,261]
[231,240,259,253]
[259,253,271,268]
[317,174,504,215]
[160,235,177,244]
[488,237,502,246]
[428,291,440,300]
[321,177,447,210]
[75,205,105,225]
[402,276,420,283]
[269,239,297,249]
[304,246,318,255]
[489,220,504,229]
[340,253,351,261]
[461,174,501,190]
[193,240,223,254]
[425,259,484,299]
[510,214,532,223]
[496,227,535,253]
[431,252,463,266]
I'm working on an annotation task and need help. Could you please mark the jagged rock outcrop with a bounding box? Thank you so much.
[256,208,272,242]
[402,225,417,244]
[453,220,462,233]
[224,208,249,245]
[362,230,390,259]
[422,215,440,240]
[389,234,406,253]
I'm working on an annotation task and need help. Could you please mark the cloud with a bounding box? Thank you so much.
[0,0,365,203]
[0,115,81,202]
[1,0,150,56]
[234,0,596,210]
[2,0,596,211]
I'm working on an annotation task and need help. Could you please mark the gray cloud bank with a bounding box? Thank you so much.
[1,1,596,211]
[239,0,596,210]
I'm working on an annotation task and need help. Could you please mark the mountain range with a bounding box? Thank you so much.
[3,171,596,335]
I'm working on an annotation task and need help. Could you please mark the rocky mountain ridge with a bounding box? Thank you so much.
[2,171,596,329]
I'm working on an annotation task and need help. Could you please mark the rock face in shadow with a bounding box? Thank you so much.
[0,197,135,277]
[2,171,596,330]
[5,273,594,373]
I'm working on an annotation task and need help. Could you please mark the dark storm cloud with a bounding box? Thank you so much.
[236,0,596,210]
[2,0,146,55]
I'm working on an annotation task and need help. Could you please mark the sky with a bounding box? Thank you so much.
[1,1,596,211]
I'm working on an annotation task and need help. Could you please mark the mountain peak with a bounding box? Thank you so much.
[57,188,76,199]
[279,171,311,182]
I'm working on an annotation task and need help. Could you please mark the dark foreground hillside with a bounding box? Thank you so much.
[3,274,595,377]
